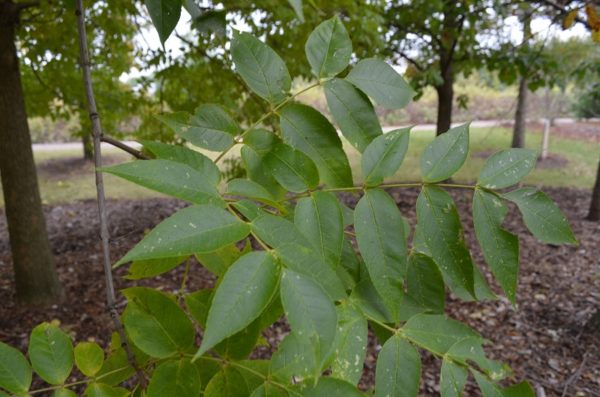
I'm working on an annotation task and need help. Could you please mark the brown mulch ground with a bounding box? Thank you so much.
[1,187,599,396]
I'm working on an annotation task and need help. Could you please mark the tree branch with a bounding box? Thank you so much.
[537,0,591,29]
[101,136,149,160]
[15,1,39,11]
[75,0,146,387]
[398,50,425,71]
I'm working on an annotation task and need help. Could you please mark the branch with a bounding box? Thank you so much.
[101,136,149,160]
[75,0,146,387]
[15,1,39,11]
[562,353,589,397]
[537,0,592,30]
[398,50,425,72]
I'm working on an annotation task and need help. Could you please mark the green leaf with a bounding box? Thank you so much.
[362,127,411,186]
[231,32,291,103]
[226,178,276,203]
[478,149,537,189]
[324,78,382,153]
[147,359,201,397]
[305,16,352,78]
[440,360,468,397]
[74,342,104,377]
[156,104,239,151]
[241,146,286,199]
[251,213,309,248]
[331,304,368,384]
[354,188,407,321]
[102,159,223,206]
[416,186,475,298]
[271,332,317,380]
[214,318,262,360]
[243,129,278,155]
[406,253,445,314]
[85,383,128,397]
[446,337,508,380]
[116,205,250,265]
[402,314,479,356]
[52,388,77,397]
[141,140,221,186]
[350,279,394,324]
[192,9,226,35]
[472,370,504,397]
[294,377,365,397]
[421,123,469,182]
[233,360,270,391]
[504,187,577,245]
[184,288,213,327]
[473,189,519,303]
[275,243,347,301]
[280,269,337,367]
[233,200,265,222]
[265,142,320,193]
[346,58,415,109]
[339,239,362,286]
[28,323,73,385]
[280,104,353,188]
[375,335,420,397]
[204,367,249,397]
[125,256,187,280]
[95,347,134,386]
[196,251,280,358]
[145,0,181,45]
[502,381,536,397]
[196,244,244,277]
[286,0,304,22]
[0,342,31,393]
[250,383,289,397]
[294,191,344,268]
[122,287,194,358]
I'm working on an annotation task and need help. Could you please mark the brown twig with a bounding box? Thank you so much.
[100,136,149,160]
[75,0,146,387]
[562,353,589,397]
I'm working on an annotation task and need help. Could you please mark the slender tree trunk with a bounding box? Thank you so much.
[587,160,600,221]
[435,71,454,136]
[541,118,550,160]
[82,132,93,161]
[512,76,528,148]
[512,10,531,149]
[0,2,63,305]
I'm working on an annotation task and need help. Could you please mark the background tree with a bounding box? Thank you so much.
[543,0,600,220]
[0,0,63,305]
[136,0,385,141]
[19,1,143,160]
[383,0,513,135]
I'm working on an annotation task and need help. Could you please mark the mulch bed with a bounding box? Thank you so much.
[1,187,599,396]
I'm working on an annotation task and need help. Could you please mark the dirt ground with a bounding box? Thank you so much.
[0,186,599,396]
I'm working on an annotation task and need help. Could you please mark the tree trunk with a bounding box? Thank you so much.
[82,132,93,161]
[587,159,600,221]
[541,118,550,160]
[512,75,528,148]
[435,72,454,136]
[0,2,63,305]
[512,11,531,149]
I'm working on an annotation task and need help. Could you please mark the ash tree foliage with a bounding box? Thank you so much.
[0,13,578,397]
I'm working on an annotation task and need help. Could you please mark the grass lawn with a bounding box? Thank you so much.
[0,126,597,207]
